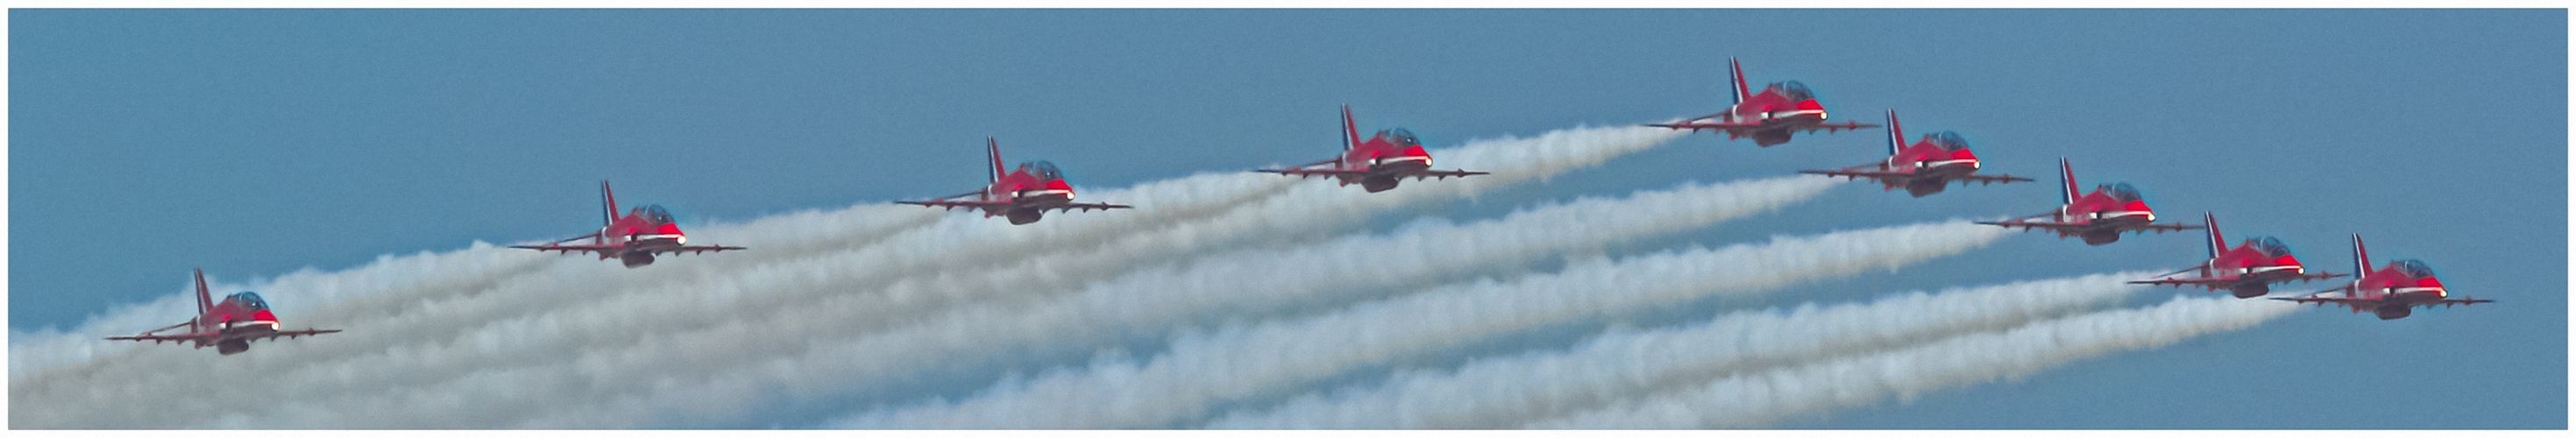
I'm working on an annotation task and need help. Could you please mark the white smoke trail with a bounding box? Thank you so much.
[505,173,1838,427]
[11,124,1682,428]
[829,220,2008,428]
[1526,295,2299,428]
[8,200,945,378]
[1203,272,2155,428]
[286,124,1684,428]
[7,242,555,378]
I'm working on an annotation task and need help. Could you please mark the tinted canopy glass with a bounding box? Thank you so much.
[1026,160,1064,180]
[229,292,269,310]
[2392,259,2437,279]
[2249,237,2293,258]
[1927,131,1971,151]
[2097,183,2145,202]
[1385,129,1420,147]
[638,205,674,224]
[1770,81,1814,102]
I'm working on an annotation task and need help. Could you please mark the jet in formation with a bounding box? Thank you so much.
[900,138,1132,224]
[513,180,746,267]
[1799,110,2033,196]
[1258,105,1488,193]
[105,269,341,355]
[1648,57,1878,146]
[2273,235,2489,320]
[1977,159,2200,245]
[2130,212,2346,298]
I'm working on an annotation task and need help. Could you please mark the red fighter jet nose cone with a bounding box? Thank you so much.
[252,309,277,324]
[2121,201,2154,220]
[1045,179,1075,199]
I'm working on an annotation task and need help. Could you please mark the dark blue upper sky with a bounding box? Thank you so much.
[11,9,2563,428]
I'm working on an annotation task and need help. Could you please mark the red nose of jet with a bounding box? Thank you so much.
[1920,148,1980,173]
[1045,179,1075,199]
[2264,254,2306,275]
[2415,277,2448,297]
[252,309,277,324]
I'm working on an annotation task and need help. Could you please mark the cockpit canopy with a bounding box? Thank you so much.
[1376,129,1422,148]
[2096,183,2144,202]
[1926,131,1971,151]
[633,205,675,224]
[1767,81,1814,102]
[228,292,269,311]
[1021,160,1065,180]
[2391,259,2437,279]
[2246,236,2292,258]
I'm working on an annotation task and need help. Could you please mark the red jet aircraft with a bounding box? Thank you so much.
[512,180,745,267]
[899,138,1131,224]
[1646,58,1877,146]
[1258,105,1488,193]
[1976,159,2200,245]
[2131,212,2346,298]
[2274,235,2490,320]
[1799,110,2033,196]
[106,269,340,355]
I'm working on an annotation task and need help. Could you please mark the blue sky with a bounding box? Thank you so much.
[10,9,2564,428]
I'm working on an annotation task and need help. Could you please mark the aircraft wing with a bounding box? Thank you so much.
[2268,295,2374,308]
[1975,219,2090,233]
[2121,223,2206,234]
[2260,293,2481,310]
[105,331,218,343]
[1643,120,1758,133]
[245,328,344,341]
[1045,202,1132,212]
[2418,298,2495,307]
[510,244,623,255]
[1405,169,1490,180]
[646,245,747,255]
[1646,120,1879,134]
[1257,167,1371,179]
[2127,277,2239,287]
[1953,173,2037,184]
[896,199,1012,211]
[1789,121,1882,134]
[1798,168,1910,183]
[2286,272,2351,283]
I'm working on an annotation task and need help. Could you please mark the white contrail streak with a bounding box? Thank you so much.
[511,173,1837,427]
[11,124,1683,428]
[1526,295,2299,428]
[316,124,1687,428]
[6,242,554,378]
[8,201,945,378]
[1204,272,2159,428]
[829,220,2008,428]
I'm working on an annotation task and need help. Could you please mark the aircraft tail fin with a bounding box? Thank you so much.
[1728,57,1750,106]
[1341,105,1359,153]
[600,180,619,230]
[1884,110,1904,158]
[193,268,212,315]
[2352,234,2371,279]
[2058,158,2078,206]
[2204,212,2225,260]
[987,138,1005,185]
